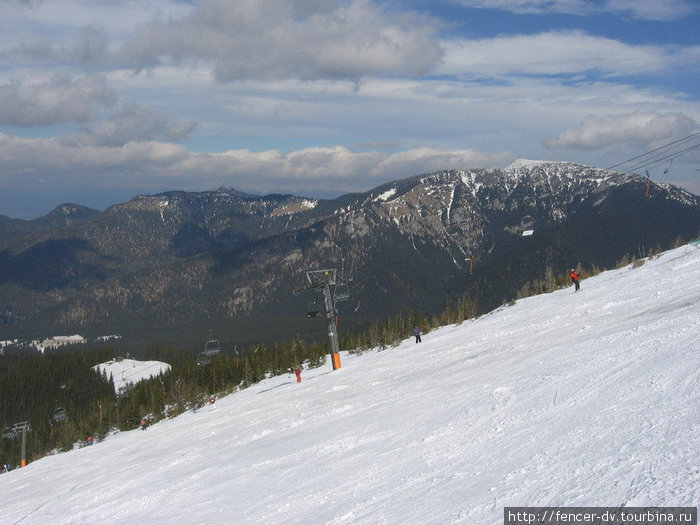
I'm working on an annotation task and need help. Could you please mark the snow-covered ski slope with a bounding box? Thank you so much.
[1,245,698,525]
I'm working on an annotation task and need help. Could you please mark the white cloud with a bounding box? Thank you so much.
[544,112,697,150]
[438,31,682,78]
[0,75,117,126]
[65,102,198,147]
[0,134,510,196]
[116,0,443,81]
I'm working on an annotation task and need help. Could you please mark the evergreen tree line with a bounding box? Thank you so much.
[513,244,673,301]
[341,294,479,353]
[0,346,116,468]
[0,338,327,467]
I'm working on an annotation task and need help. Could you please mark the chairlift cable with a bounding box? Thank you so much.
[605,131,700,171]
[623,142,700,174]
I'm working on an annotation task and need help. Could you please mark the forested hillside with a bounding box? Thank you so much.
[1,338,329,467]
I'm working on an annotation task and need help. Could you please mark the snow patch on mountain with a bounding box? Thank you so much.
[93,359,171,395]
[374,188,397,202]
[506,159,555,170]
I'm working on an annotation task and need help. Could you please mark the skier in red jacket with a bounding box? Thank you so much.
[295,368,302,383]
[570,269,580,291]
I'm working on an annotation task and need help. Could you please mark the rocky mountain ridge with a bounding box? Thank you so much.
[0,161,698,347]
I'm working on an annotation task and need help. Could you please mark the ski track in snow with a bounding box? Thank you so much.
[0,246,698,524]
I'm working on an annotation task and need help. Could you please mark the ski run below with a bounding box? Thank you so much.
[1,244,698,525]
[93,358,171,395]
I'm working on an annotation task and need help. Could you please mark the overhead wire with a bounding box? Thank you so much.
[623,143,700,174]
[605,131,700,175]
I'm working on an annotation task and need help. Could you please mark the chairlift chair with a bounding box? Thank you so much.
[197,352,211,366]
[203,339,221,356]
[117,383,134,398]
[51,406,68,425]
[1,426,17,440]
[334,282,350,302]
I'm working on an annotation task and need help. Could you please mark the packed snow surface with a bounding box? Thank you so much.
[1,245,699,524]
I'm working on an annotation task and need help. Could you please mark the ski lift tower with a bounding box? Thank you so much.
[7,421,31,467]
[294,268,349,371]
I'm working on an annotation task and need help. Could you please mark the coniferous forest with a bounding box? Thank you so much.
[0,338,329,468]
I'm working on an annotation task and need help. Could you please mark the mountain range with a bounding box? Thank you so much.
[1,160,698,348]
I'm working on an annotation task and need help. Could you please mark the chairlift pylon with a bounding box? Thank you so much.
[3,421,30,440]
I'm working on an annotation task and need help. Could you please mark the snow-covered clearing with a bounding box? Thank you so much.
[1,245,698,524]
[93,358,171,395]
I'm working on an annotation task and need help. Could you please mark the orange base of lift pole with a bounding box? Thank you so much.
[20,459,26,468]
[331,353,341,370]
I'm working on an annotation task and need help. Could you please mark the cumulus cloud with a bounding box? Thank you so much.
[117,0,443,81]
[0,75,117,126]
[65,103,198,147]
[0,134,191,181]
[544,112,697,150]
[0,134,509,196]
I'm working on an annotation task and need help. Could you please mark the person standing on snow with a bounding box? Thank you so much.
[413,326,422,343]
[140,418,148,431]
[570,269,581,291]
[295,368,302,383]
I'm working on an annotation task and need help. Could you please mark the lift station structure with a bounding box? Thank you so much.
[294,268,349,371]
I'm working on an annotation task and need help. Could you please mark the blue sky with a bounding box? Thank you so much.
[1,0,699,218]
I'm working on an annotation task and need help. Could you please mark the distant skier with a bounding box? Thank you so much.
[295,368,302,383]
[570,269,580,292]
[87,436,94,446]
[413,326,422,343]
[140,418,148,431]
[210,396,217,409]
